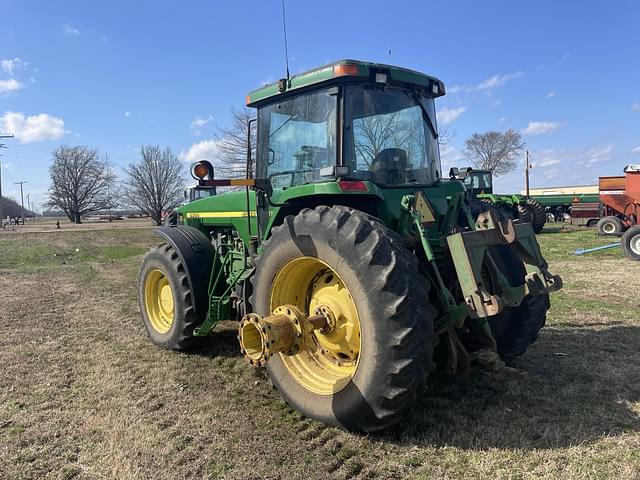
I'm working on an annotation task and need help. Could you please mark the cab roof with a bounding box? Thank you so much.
[245,59,446,107]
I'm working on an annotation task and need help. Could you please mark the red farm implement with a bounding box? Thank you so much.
[595,165,640,236]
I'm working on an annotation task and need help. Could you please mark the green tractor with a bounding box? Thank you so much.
[451,167,547,233]
[138,60,562,432]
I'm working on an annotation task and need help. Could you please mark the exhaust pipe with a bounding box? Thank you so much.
[238,305,327,366]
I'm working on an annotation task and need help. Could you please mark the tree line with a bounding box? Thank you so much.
[46,108,253,225]
[47,144,185,226]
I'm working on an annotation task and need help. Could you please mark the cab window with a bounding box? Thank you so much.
[257,88,337,190]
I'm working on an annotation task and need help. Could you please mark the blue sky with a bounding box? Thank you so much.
[1,0,639,210]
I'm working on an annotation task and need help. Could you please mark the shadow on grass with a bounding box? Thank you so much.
[184,319,640,450]
[539,226,569,234]
[381,325,640,449]
[188,322,242,359]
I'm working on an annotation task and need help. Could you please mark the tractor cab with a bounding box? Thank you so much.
[183,184,216,204]
[248,61,444,194]
[450,167,493,199]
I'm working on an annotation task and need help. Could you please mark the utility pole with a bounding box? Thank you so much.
[0,134,14,227]
[524,150,531,197]
[15,180,27,222]
[26,193,31,222]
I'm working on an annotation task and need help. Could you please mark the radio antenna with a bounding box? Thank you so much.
[281,0,290,81]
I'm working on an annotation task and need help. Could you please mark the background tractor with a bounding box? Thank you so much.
[138,60,562,432]
[451,167,547,233]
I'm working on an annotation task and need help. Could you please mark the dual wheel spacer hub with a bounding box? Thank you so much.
[238,304,335,366]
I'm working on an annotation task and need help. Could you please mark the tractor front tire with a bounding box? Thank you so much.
[251,206,436,432]
[596,216,623,236]
[622,226,640,261]
[138,243,203,350]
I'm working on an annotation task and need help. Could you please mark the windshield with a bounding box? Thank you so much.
[464,172,492,190]
[343,85,441,186]
[257,88,337,190]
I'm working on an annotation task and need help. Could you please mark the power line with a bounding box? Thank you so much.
[14,180,27,221]
[0,134,14,227]
[10,136,24,181]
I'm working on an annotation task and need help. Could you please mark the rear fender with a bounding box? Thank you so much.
[153,226,214,317]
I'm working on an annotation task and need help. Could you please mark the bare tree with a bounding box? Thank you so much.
[464,129,525,176]
[47,145,117,223]
[215,107,256,178]
[437,124,455,147]
[353,112,428,169]
[123,145,185,226]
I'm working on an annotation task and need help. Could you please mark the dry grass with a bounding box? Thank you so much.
[1,225,639,479]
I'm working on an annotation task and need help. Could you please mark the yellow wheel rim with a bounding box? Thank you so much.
[144,269,175,334]
[270,257,361,395]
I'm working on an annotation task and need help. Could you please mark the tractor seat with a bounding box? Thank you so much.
[370,148,409,185]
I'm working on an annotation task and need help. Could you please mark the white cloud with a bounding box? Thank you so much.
[179,139,221,163]
[1,58,26,75]
[527,149,562,170]
[437,106,466,125]
[521,121,563,136]
[62,24,80,35]
[0,78,24,93]
[0,111,66,143]
[541,145,613,167]
[190,115,213,135]
[631,146,640,154]
[475,71,523,91]
[124,111,131,117]
[585,145,614,166]
[632,103,640,112]
[537,159,561,168]
[546,90,556,99]
[439,143,466,170]
[447,71,523,94]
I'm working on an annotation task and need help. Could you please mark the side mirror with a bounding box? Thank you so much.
[246,117,257,179]
[449,167,459,179]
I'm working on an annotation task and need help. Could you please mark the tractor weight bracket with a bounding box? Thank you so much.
[446,215,562,319]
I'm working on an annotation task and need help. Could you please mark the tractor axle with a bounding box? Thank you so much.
[238,305,328,366]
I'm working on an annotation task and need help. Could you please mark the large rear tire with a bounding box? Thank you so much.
[138,243,203,350]
[250,206,436,432]
[516,205,533,225]
[622,226,640,261]
[524,198,546,233]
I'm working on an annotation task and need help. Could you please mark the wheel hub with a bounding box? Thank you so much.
[144,269,175,334]
[267,256,362,395]
[631,234,640,255]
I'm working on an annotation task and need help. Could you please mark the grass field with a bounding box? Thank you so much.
[1,224,639,479]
